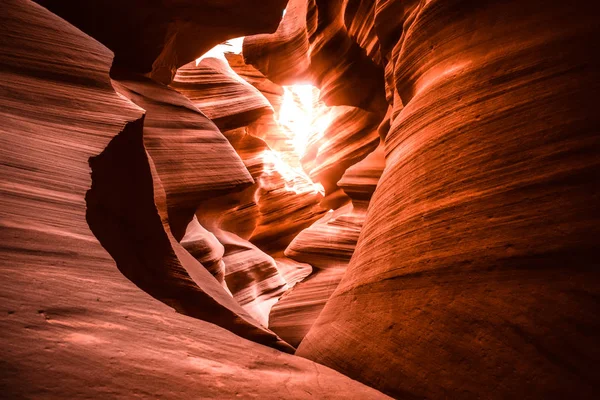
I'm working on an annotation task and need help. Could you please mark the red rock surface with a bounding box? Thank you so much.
[244,0,387,112]
[0,1,390,398]
[301,106,381,195]
[171,57,273,131]
[3,0,600,398]
[111,75,254,236]
[271,147,385,346]
[296,1,600,398]
[169,53,325,329]
[35,0,288,83]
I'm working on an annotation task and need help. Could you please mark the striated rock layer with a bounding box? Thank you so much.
[35,0,288,84]
[172,55,324,327]
[271,147,385,346]
[243,0,387,113]
[104,73,295,352]
[297,0,600,398]
[189,55,329,255]
[171,57,273,132]
[0,1,391,398]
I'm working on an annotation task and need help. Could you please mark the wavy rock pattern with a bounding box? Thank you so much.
[177,53,328,255]
[244,0,387,113]
[174,57,326,326]
[111,75,253,240]
[215,229,287,326]
[297,1,600,398]
[35,0,288,84]
[171,57,273,131]
[231,51,381,201]
[345,0,382,66]
[226,53,285,108]
[86,116,294,352]
[0,1,393,398]
[271,147,385,346]
[195,126,326,255]
[302,106,381,195]
[0,1,396,398]
[239,15,389,343]
[269,267,346,348]
[181,216,228,291]
[5,0,600,398]
[274,257,314,288]
[338,145,385,203]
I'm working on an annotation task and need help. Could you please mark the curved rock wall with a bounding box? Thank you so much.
[172,55,324,328]
[4,0,600,398]
[0,1,393,397]
[297,0,600,398]
[244,0,387,113]
[35,0,288,83]
[171,57,274,131]
[271,146,385,346]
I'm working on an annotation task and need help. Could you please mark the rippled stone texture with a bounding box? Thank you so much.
[244,0,387,113]
[181,216,228,291]
[111,75,253,238]
[196,128,324,315]
[216,229,287,326]
[5,0,600,397]
[34,0,288,83]
[297,1,600,398]
[0,1,391,398]
[302,106,381,195]
[176,55,325,326]
[271,147,385,346]
[171,57,273,131]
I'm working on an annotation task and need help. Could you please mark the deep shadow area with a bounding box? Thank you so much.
[85,116,293,353]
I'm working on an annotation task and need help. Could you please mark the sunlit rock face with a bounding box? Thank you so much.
[301,106,381,196]
[271,146,385,346]
[171,57,274,131]
[244,0,387,113]
[0,0,391,398]
[186,47,331,258]
[294,1,600,399]
[3,0,600,398]
[165,42,328,329]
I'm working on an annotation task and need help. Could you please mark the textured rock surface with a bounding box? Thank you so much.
[181,216,228,290]
[111,75,253,239]
[195,125,326,255]
[5,0,600,398]
[270,266,346,347]
[97,74,297,351]
[175,55,326,327]
[171,57,273,131]
[337,145,385,202]
[184,54,328,255]
[0,1,391,398]
[301,106,381,195]
[216,229,287,326]
[244,0,387,112]
[271,147,385,346]
[35,0,288,83]
[297,1,600,398]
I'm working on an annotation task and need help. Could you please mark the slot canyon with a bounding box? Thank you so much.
[1,0,599,398]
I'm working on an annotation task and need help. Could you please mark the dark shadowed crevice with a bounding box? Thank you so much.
[85,116,294,353]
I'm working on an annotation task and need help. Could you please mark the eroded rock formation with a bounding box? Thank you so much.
[35,0,288,83]
[295,1,600,399]
[271,146,385,346]
[2,0,599,398]
[0,0,389,397]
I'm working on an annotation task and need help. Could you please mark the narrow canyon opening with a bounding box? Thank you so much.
[86,34,383,352]
[4,1,599,398]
